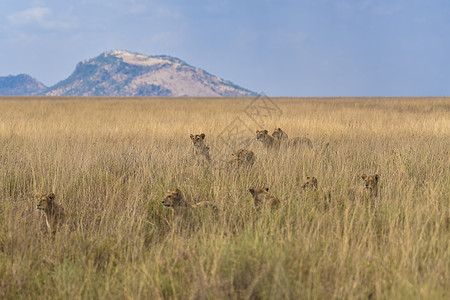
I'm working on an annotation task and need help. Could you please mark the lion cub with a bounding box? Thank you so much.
[36,193,66,235]
[288,136,313,149]
[301,177,332,204]
[231,149,256,167]
[361,174,380,197]
[162,189,218,217]
[190,133,211,161]
[248,187,280,209]
[272,128,289,141]
[272,128,313,149]
[301,176,318,191]
[256,130,280,150]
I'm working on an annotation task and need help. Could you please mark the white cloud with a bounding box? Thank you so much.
[7,6,77,30]
[7,7,51,27]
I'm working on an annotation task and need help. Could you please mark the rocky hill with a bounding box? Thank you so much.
[0,74,47,96]
[44,51,256,97]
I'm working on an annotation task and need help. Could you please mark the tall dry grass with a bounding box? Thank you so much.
[0,97,449,299]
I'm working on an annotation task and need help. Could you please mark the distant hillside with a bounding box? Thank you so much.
[43,51,257,97]
[0,74,47,96]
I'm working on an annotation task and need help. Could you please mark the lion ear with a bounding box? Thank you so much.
[47,193,55,201]
[174,189,181,196]
[200,133,205,139]
[265,187,269,192]
[190,134,194,139]
[249,188,255,194]
[35,193,42,199]
[375,174,379,182]
[306,177,311,180]
[361,174,368,180]
[264,130,268,134]
[256,130,259,134]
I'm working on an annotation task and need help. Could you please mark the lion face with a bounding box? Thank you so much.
[232,149,244,159]
[256,130,269,142]
[302,177,318,190]
[272,128,288,140]
[232,149,254,160]
[190,133,206,148]
[36,193,55,211]
[249,187,269,198]
[249,187,279,208]
[162,189,183,208]
[361,174,379,196]
[249,187,269,206]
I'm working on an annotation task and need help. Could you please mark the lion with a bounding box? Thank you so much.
[300,177,332,208]
[272,128,289,141]
[288,137,313,149]
[256,130,280,150]
[248,187,280,209]
[36,193,66,235]
[231,149,256,167]
[361,174,380,197]
[190,133,211,161]
[162,189,218,217]
[272,128,313,149]
[301,176,318,191]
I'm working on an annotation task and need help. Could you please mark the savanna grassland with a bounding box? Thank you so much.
[0,96,449,299]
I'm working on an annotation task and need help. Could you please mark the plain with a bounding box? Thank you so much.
[0,97,449,299]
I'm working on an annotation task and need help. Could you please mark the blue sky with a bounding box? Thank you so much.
[1,0,449,96]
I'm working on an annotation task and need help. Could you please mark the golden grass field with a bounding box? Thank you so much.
[0,96,449,299]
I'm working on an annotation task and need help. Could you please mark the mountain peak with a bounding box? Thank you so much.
[1,51,257,97]
[101,50,181,67]
[45,51,256,97]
